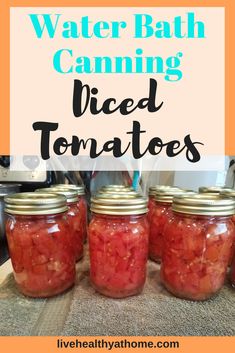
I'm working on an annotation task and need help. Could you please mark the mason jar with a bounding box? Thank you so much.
[37,187,83,261]
[149,187,186,263]
[4,192,76,298]
[51,184,88,242]
[161,194,235,300]
[89,192,149,298]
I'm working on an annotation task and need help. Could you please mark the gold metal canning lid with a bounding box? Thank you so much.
[198,186,228,194]
[4,192,67,215]
[36,187,78,203]
[51,184,85,195]
[98,189,138,196]
[154,187,186,203]
[220,188,235,198]
[172,194,235,216]
[148,185,179,196]
[100,185,134,192]
[91,192,148,215]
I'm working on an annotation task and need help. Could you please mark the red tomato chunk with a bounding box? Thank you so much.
[161,213,234,300]
[89,214,149,298]
[5,214,76,297]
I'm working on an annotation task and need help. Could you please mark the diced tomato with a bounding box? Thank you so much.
[5,213,76,298]
[89,213,149,298]
[161,213,234,300]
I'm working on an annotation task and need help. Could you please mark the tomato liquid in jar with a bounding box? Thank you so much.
[4,192,76,298]
[161,194,235,300]
[89,193,149,298]
[38,187,84,261]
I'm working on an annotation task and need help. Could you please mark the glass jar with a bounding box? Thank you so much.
[51,184,88,242]
[4,192,76,298]
[149,187,184,262]
[37,187,84,261]
[89,193,149,298]
[161,194,235,300]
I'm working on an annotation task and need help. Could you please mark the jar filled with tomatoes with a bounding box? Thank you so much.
[37,187,84,261]
[149,187,186,263]
[161,194,235,300]
[89,192,149,298]
[4,192,76,297]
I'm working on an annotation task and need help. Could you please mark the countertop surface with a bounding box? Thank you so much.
[0,251,235,337]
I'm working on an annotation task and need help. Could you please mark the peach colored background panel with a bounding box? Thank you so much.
[10,7,224,170]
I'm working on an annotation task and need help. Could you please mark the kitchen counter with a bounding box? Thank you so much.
[0,253,235,336]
